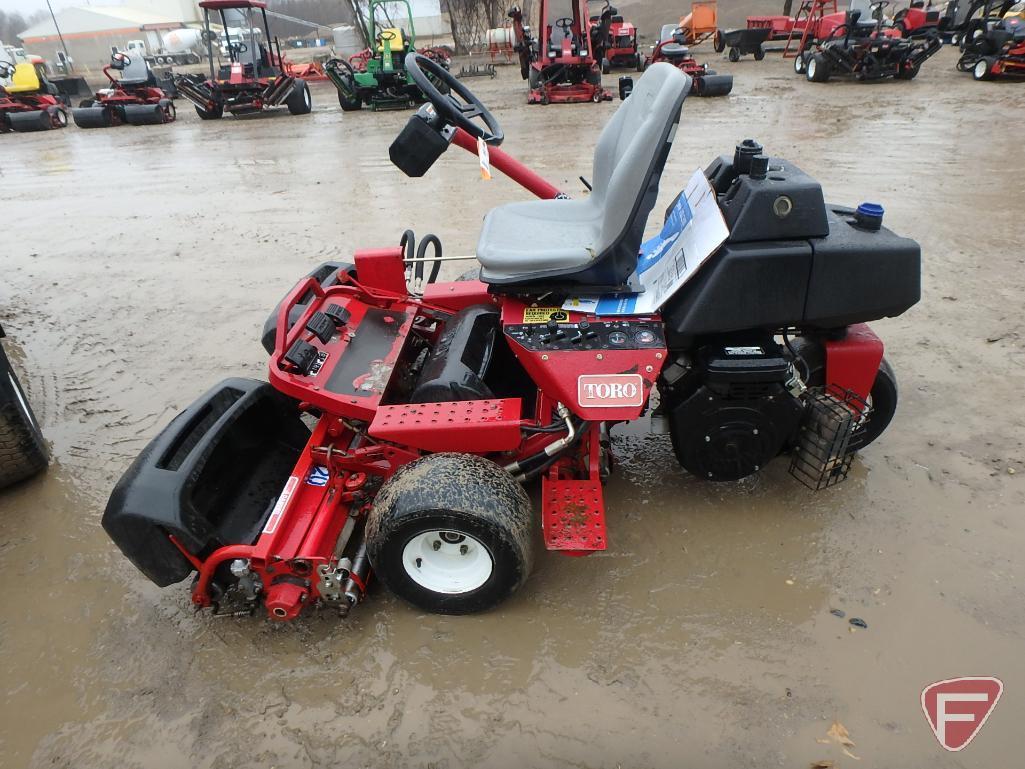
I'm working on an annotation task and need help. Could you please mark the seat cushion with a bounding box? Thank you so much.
[477,198,603,281]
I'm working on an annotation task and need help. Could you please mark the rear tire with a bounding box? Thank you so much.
[714,30,726,53]
[366,453,534,615]
[48,106,68,128]
[790,338,898,451]
[337,89,362,111]
[754,46,766,61]
[728,47,741,62]
[0,342,48,489]
[807,53,831,82]
[286,79,312,115]
[973,56,995,80]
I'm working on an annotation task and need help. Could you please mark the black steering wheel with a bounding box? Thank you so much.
[404,52,503,145]
[0,61,14,79]
[111,51,131,69]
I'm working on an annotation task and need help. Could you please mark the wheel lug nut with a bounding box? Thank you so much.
[459,545,468,555]
[433,540,441,551]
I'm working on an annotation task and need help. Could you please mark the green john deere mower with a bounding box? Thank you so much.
[326,0,449,111]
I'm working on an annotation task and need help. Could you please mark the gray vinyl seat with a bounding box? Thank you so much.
[658,24,690,56]
[119,55,154,86]
[476,62,691,290]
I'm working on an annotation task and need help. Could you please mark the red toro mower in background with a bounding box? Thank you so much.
[893,0,944,34]
[0,59,68,133]
[590,1,642,69]
[643,24,734,96]
[72,52,176,129]
[794,1,941,80]
[104,56,921,623]
[956,0,1025,79]
[509,0,613,103]
[172,0,312,119]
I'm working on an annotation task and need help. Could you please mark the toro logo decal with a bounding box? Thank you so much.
[921,677,1003,751]
[578,374,644,408]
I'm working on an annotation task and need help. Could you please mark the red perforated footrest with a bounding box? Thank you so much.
[541,478,607,554]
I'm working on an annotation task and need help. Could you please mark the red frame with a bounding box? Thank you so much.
[178,118,887,621]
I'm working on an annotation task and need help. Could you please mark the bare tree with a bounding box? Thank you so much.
[444,0,532,54]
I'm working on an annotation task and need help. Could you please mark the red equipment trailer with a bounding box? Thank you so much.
[0,60,68,133]
[509,0,613,103]
[172,0,312,119]
[72,52,176,128]
[104,56,921,623]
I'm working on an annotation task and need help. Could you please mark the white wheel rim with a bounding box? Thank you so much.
[304,87,311,108]
[795,56,802,72]
[808,58,817,77]
[402,529,493,594]
[975,59,987,78]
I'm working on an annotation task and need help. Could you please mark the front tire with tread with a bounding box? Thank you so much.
[366,453,534,615]
[0,343,48,489]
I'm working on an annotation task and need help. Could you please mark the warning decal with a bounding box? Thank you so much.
[262,476,299,535]
[522,307,568,324]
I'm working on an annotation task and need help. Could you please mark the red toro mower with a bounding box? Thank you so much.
[794,1,941,80]
[172,0,312,119]
[956,0,1025,78]
[643,24,734,96]
[0,60,68,133]
[893,1,944,34]
[72,52,176,129]
[590,2,642,69]
[104,56,921,622]
[509,0,613,103]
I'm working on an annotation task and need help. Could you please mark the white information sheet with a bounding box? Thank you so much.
[562,169,729,316]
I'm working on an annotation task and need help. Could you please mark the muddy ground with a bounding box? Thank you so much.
[1,48,1023,769]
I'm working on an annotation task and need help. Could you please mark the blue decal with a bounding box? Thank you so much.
[307,465,329,487]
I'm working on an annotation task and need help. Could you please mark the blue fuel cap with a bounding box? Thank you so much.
[855,202,884,231]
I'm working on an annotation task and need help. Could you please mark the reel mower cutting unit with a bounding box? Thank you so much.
[955,0,1025,79]
[794,1,941,81]
[325,0,449,111]
[0,60,68,133]
[643,24,734,96]
[72,52,176,129]
[104,57,921,623]
[509,0,613,104]
[172,0,312,120]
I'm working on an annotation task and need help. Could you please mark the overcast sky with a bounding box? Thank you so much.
[0,0,92,17]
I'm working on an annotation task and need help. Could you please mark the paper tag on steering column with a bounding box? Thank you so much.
[477,136,492,180]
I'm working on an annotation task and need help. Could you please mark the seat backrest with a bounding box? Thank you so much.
[120,55,151,83]
[8,62,41,94]
[587,62,690,281]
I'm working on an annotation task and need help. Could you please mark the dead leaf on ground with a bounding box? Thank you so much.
[827,720,855,747]
[810,761,834,769]
[823,720,861,760]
